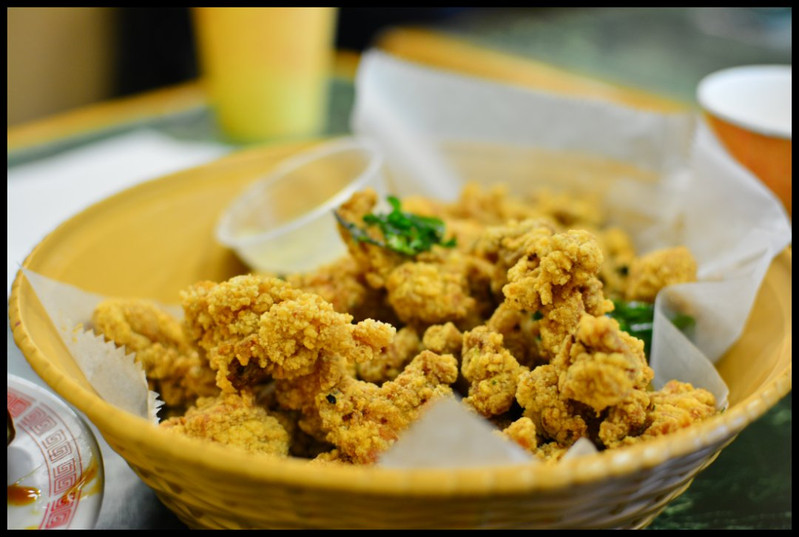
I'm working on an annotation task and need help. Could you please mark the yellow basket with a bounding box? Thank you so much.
[9,141,792,529]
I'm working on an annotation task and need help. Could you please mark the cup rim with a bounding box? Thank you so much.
[697,64,792,140]
[216,137,385,248]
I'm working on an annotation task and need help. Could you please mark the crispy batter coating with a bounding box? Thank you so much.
[633,380,716,441]
[529,188,605,230]
[556,314,654,413]
[471,218,558,297]
[421,322,464,357]
[530,441,572,463]
[503,228,607,311]
[624,246,698,302]
[597,390,651,449]
[336,188,496,331]
[385,260,479,329]
[160,390,290,456]
[335,188,407,289]
[181,274,395,392]
[91,298,218,412]
[599,380,717,449]
[516,363,589,446]
[316,350,459,464]
[272,354,352,415]
[503,228,614,357]
[444,182,541,228]
[286,255,398,324]
[485,303,544,369]
[514,312,654,449]
[501,416,538,453]
[461,327,527,417]
[356,326,421,384]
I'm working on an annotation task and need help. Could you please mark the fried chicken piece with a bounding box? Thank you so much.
[421,322,463,358]
[309,448,350,465]
[596,227,638,300]
[624,246,698,302]
[503,228,606,311]
[501,416,538,453]
[537,277,614,357]
[391,183,533,260]
[632,380,716,443]
[272,354,352,419]
[336,189,496,331]
[316,350,459,464]
[516,311,713,453]
[181,274,396,392]
[461,327,528,417]
[356,326,421,384]
[160,390,290,456]
[91,298,218,411]
[485,303,544,369]
[273,327,423,444]
[529,188,604,230]
[258,405,335,459]
[181,274,300,357]
[531,441,572,463]
[285,255,398,324]
[503,228,613,357]
[335,188,407,289]
[385,259,480,330]
[471,218,558,297]
[516,364,588,446]
[444,182,540,227]
[597,390,652,449]
[555,314,654,413]
[440,217,491,255]
[398,194,447,218]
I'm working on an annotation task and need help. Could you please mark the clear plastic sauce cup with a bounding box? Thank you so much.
[216,137,389,274]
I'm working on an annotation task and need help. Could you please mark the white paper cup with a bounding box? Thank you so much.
[697,65,792,214]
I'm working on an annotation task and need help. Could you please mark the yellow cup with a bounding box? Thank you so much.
[192,8,337,143]
[697,65,792,215]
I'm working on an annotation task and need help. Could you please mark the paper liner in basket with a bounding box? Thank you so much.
[352,50,792,403]
[23,268,164,424]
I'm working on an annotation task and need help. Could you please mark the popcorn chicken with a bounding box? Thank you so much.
[160,390,290,456]
[94,184,718,464]
[92,298,218,413]
[180,274,395,392]
[316,350,459,464]
[624,246,698,302]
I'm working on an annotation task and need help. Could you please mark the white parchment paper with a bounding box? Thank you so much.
[23,268,168,424]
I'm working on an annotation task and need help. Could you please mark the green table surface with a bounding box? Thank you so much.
[8,7,791,529]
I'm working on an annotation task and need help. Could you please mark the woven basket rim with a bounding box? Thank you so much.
[8,248,792,497]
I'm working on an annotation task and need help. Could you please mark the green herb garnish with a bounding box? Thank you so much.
[335,195,456,256]
[606,299,695,357]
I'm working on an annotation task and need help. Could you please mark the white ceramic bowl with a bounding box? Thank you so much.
[215,137,389,274]
[697,64,791,139]
[696,64,792,214]
[7,375,105,529]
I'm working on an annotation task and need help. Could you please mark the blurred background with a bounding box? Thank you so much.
[7,8,466,126]
[7,7,792,127]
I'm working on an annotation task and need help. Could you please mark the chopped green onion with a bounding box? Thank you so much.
[607,300,694,358]
[335,195,456,256]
